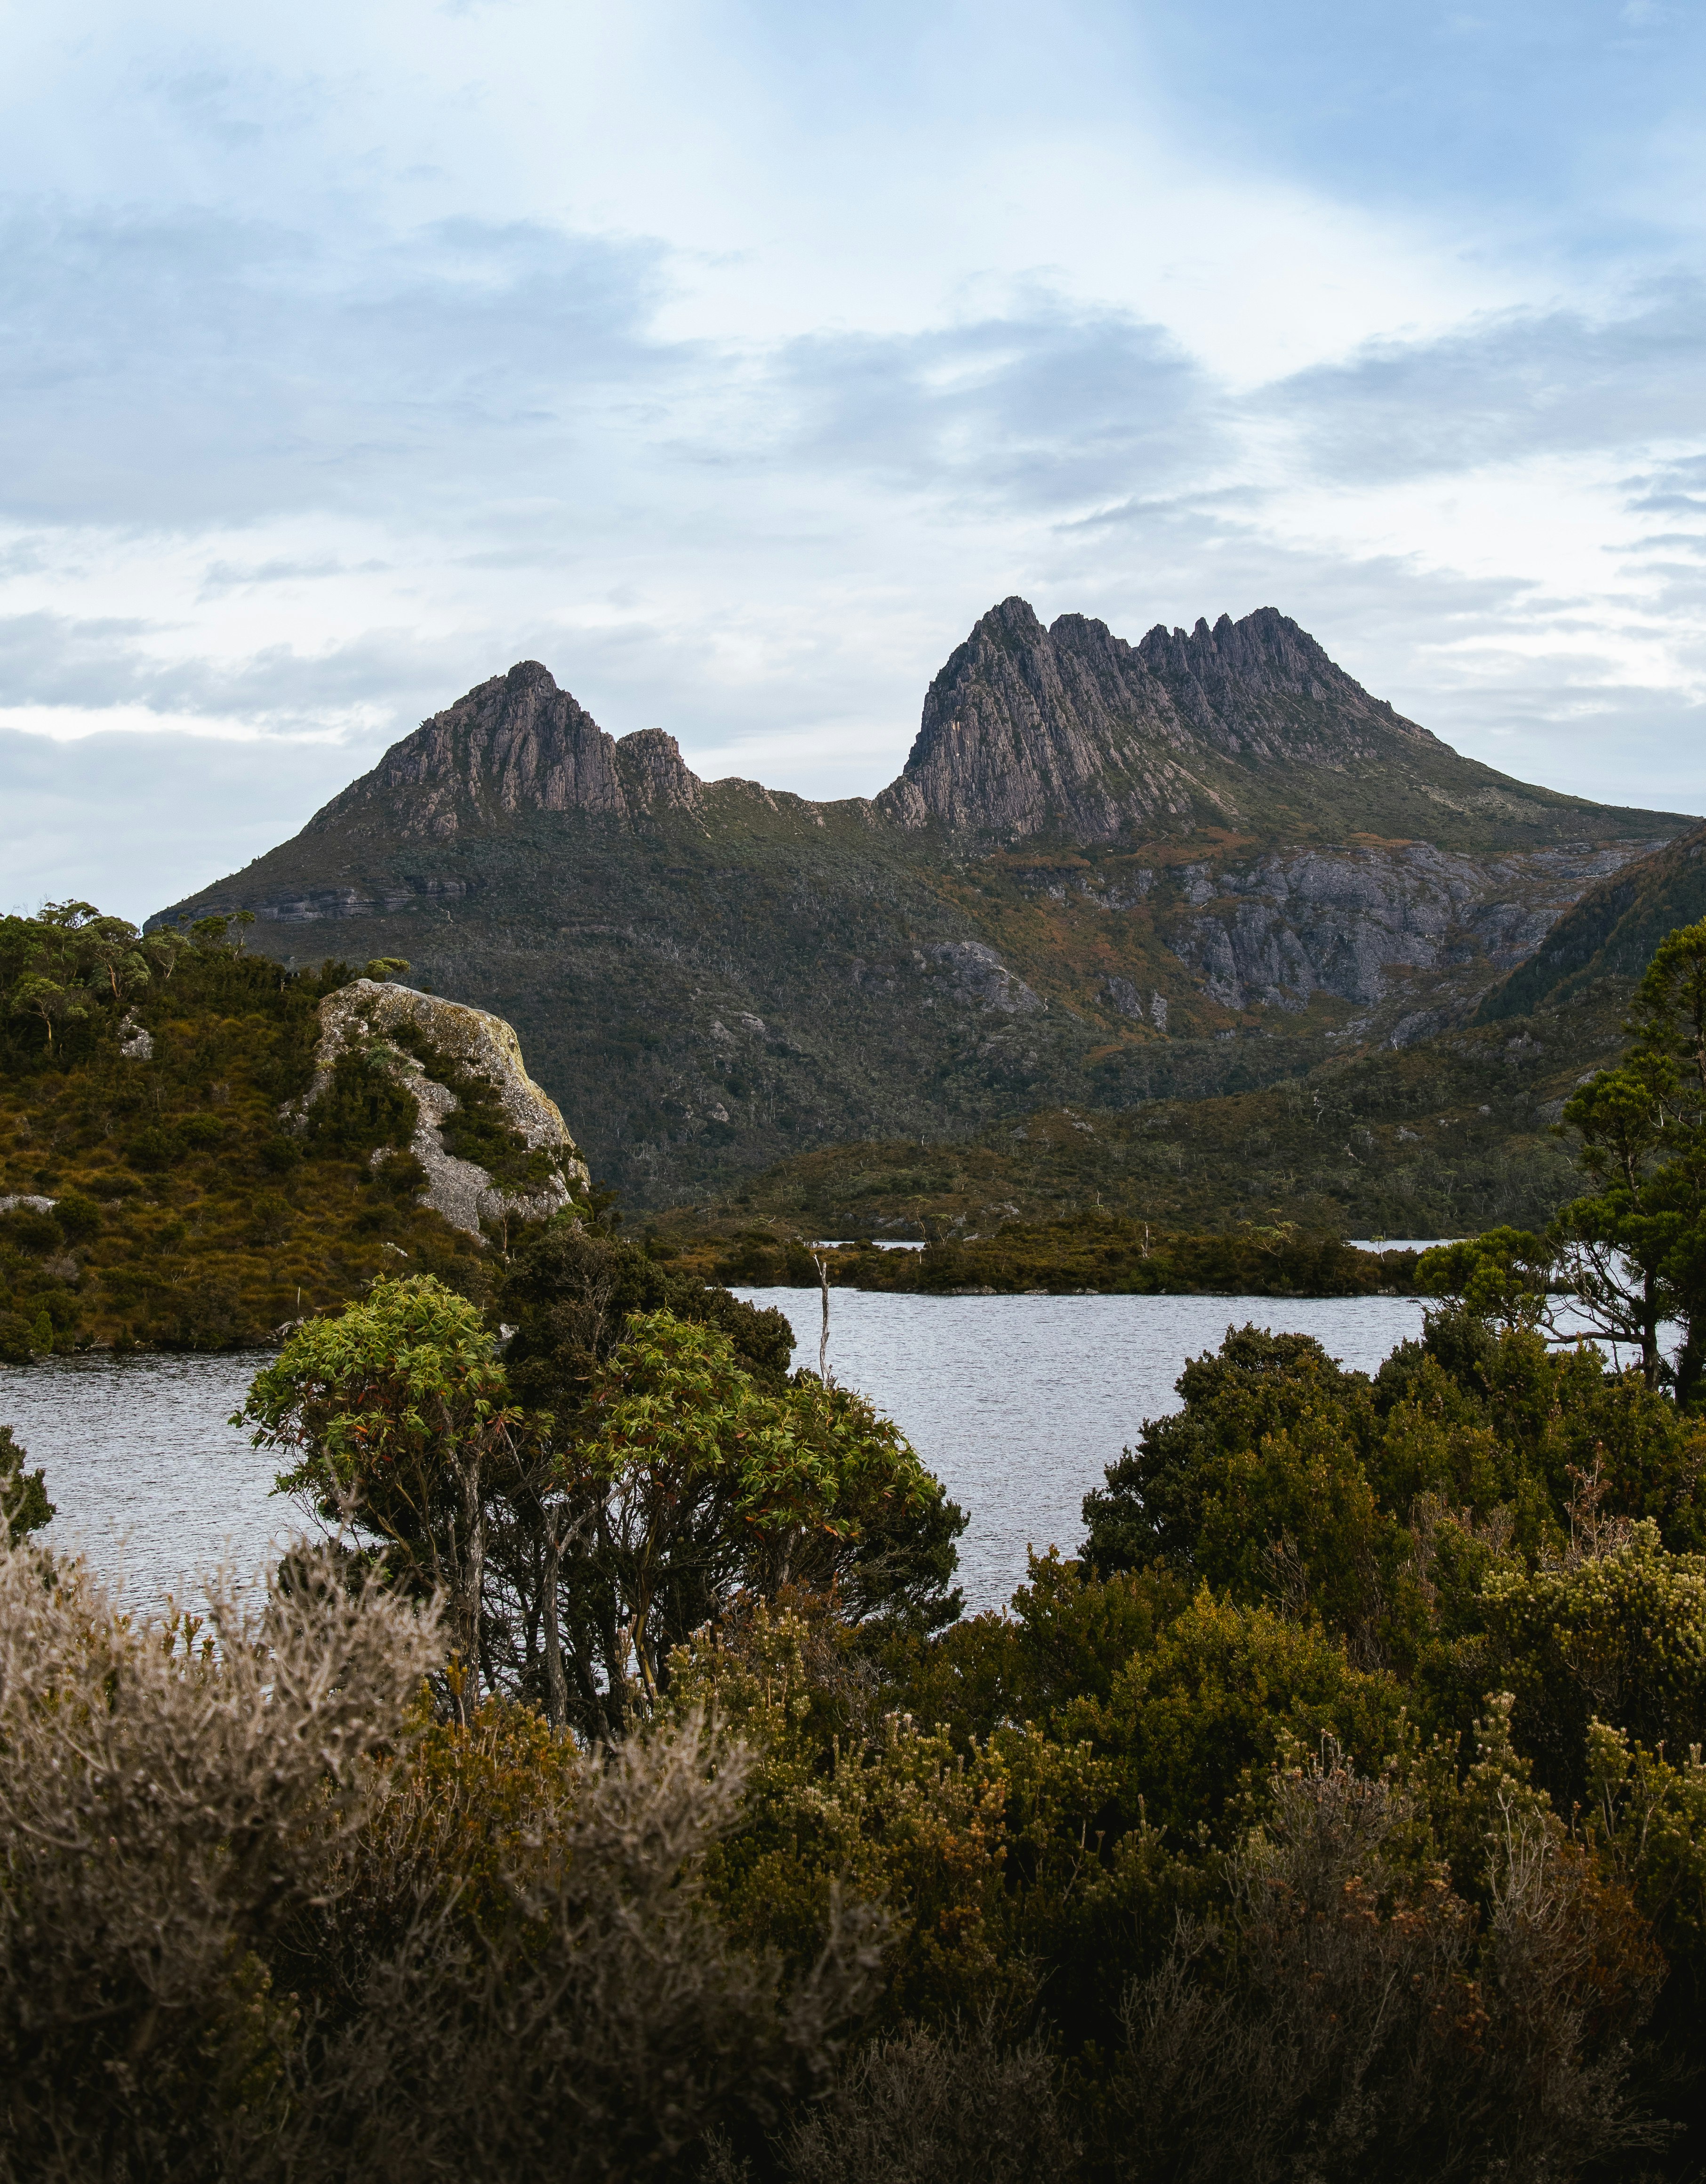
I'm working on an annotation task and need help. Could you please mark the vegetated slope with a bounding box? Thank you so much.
[155,602,1688,1208]
[1475,817,1706,1021]
[651,980,1625,1247]
[663,1217,1424,1301]
[0,934,492,1357]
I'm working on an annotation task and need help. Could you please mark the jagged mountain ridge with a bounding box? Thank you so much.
[305,599,1674,853]
[154,601,1691,1207]
[317,662,704,843]
[878,600,1520,844]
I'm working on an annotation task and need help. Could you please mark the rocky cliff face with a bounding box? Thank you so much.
[876,599,1653,848]
[290,979,590,1235]
[1476,819,1706,1021]
[1148,840,1650,1037]
[876,597,1213,838]
[313,661,704,843]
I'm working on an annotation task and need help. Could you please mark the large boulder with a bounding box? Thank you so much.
[291,979,590,1237]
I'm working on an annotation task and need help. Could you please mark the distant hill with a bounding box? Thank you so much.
[1475,819,1706,1021]
[155,602,1690,1207]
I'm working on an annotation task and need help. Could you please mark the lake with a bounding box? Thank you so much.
[737,1289,1429,1608]
[0,1290,1433,1615]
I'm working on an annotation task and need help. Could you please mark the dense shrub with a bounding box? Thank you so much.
[0,1540,878,2184]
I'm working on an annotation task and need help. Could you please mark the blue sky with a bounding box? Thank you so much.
[3,0,1705,920]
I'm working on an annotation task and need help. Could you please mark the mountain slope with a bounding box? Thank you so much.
[1475,819,1706,1021]
[654,979,1627,1249]
[154,605,1691,1206]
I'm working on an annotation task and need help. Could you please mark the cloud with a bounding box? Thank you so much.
[2,0,1706,910]
[0,728,371,926]
[767,304,1219,513]
[0,203,681,528]
[1268,281,1706,482]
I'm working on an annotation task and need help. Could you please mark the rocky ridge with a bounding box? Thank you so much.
[314,662,705,844]
[876,599,1655,846]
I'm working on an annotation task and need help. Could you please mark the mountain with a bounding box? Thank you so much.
[878,600,1636,848]
[154,602,1690,1207]
[1475,819,1706,1021]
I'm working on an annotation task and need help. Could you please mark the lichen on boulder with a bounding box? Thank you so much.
[288,978,590,1238]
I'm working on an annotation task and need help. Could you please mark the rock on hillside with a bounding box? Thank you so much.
[291,980,590,1236]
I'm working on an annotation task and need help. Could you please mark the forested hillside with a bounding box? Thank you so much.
[0,906,489,1357]
[657,976,1626,1248]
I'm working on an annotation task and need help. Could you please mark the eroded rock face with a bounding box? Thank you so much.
[875,598,1439,842]
[1158,842,1652,1020]
[312,662,705,843]
[290,980,591,1238]
[927,940,1044,1015]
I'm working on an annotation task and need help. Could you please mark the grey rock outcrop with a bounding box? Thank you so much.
[289,980,590,1237]
[1158,841,1652,1016]
[928,941,1044,1015]
[313,662,705,843]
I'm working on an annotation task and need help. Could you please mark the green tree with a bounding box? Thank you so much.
[0,1426,52,1545]
[1554,916,1706,1397]
[491,1218,963,1736]
[1060,1589,1408,1843]
[240,1275,525,1715]
[555,1309,942,1734]
[1479,1523,1706,1807]
[6,969,87,1052]
[1081,1325,1376,1582]
[1416,1225,1554,1330]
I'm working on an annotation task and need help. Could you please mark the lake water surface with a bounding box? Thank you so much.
[0,1291,1432,1614]
[735,1290,1428,1608]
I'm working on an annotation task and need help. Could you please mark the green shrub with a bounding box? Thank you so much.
[52,1192,102,1242]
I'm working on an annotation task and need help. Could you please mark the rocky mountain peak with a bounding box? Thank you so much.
[878,598,1245,843]
[877,599,1469,843]
[615,726,703,812]
[311,662,704,841]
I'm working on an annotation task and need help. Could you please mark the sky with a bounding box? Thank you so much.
[3,0,1706,923]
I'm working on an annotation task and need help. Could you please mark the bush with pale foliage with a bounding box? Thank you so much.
[0,1539,878,2184]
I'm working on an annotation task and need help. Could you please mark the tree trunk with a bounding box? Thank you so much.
[1677,1314,1705,1410]
[542,1524,567,1730]
[454,1445,485,1724]
[1642,1269,1662,1389]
